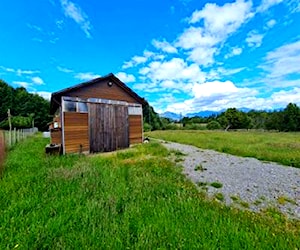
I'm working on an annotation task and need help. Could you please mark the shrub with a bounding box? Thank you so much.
[207,121,221,130]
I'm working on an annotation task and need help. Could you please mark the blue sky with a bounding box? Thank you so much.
[0,0,299,114]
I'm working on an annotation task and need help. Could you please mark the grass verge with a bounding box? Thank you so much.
[0,135,299,249]
[147,130,300,168]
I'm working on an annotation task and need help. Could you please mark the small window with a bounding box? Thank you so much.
[78,102,88,112]
[64,101,76,112]
[64,100,88,113]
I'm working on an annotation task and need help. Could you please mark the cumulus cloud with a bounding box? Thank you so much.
[60,0,92,38]
[139,58,206,83]
[152,39,178,53]
[176,0,253,66]
[75,72,100,81]
[116,72,136,82]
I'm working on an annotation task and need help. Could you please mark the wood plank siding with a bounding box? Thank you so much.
[66,80,137,104]
[89,104,129,153]
[63,112,89,154]
[50,129,61,144]
[129,115,143,144]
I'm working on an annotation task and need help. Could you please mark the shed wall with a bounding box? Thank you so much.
[63,112,89,154]
[129,115,143,144]
[66,80,138,104]
[50,130,62,144]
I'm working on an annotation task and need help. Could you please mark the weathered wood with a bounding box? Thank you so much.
[50,129,62,144]
[67,80,137,104]
[89,103,129,153]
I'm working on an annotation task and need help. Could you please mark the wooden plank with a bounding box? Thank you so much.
[67,80,138,104]
[89,103,129,153]
[63,112,89,154]
[129,115,142,144]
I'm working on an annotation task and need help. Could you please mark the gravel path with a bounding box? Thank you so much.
[162,140,300,220]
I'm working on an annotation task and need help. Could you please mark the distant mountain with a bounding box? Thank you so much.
[160,108,260,120]
[186,110,222,118]
[160,111,182,121]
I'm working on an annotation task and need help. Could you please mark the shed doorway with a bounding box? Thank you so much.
[89,103,129,153]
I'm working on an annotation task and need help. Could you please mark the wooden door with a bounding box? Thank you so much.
[89,103,129,153]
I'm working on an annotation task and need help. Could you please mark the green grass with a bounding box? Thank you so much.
[147,130,300,168]
[0,135,299,249]
[210,182,223,188]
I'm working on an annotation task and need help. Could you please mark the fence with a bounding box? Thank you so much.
[0,131,5,175]
[1,127,38,148]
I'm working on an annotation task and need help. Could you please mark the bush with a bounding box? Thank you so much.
[184,123,206,130]
[143,122,152,132]
[207,121,221,130]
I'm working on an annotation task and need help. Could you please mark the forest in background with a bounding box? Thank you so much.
[144,104,300,132]
[0,80,51,131]
[1,79,300,132]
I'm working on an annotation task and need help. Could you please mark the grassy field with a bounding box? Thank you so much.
[0,135,299,249]
[147,130,300,168]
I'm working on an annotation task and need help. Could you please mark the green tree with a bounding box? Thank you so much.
[218,108,251,130]
[143,102,163,131]
[282,103,300,131]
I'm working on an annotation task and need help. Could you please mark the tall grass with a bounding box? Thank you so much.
[148,130,300,168]
[0,135,299,249]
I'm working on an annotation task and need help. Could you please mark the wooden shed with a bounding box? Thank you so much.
[49,73,146,154]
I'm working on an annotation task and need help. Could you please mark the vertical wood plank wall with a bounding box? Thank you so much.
[63,112,89,154]
[89,104,129,153]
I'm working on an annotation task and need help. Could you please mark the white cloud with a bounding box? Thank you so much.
[208,67,246,79]
[225,47,243,58]
[270,87,300,107]
[34,91,52,100]
[57,66,73,73]
[152,39,178,53]
[75,72,100,81]
[13,81,31,89]
[266,19,276,28]
[115,72,136,82]
[122,55,148,69]
[257,0,283,12]
[192,80,239,98]
[262,40,300,79]
[176,0,253,66]
[189,0,253,34]
[246,30,264,47]
[140,58,206,83]
[0,66,40,76]
[31,76,44,85]
[60,0,92,38]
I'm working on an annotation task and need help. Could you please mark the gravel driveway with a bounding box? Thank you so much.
[162,140,300,220]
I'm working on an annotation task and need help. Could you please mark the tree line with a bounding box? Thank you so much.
[0,80,51,131]
[144,103,300,132]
